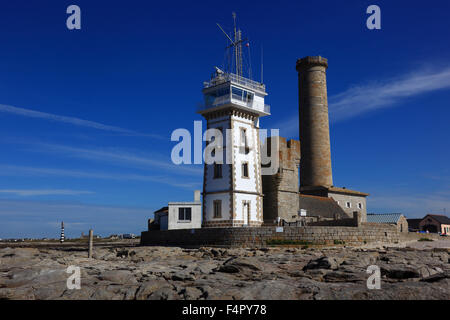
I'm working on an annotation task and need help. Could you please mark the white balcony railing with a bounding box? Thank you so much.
[203,72,266,93]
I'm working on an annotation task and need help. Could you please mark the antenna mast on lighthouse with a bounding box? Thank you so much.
[199,14,269,229]
[216,12,247,78]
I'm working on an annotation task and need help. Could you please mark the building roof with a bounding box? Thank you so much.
[300,186,369,197]
[423,214,450,225]
[367,213,403,224]
[328,186,370,197]
[407,218,422,229]
[154,206,168,214]
[168,201,201,205]
[299,194,350,219]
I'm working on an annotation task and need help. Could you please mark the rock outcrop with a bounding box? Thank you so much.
[0,243,449,300]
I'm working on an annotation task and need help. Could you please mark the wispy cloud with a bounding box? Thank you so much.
[266,117,298,139]
[368,190,450,218]
[0,189,94,196]
[0,199,153,238]
[270,67,450,136]
[329,67,450,121]
[31,142,203,176]
[0,104,164,139]
[45,221,88,229]
[0,164,201,190]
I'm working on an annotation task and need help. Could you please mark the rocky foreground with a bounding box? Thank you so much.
[0,242,449,300]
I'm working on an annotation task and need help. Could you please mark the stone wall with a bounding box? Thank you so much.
[308,218,356,227]
[397,215,409,233]
[307,211,362,227]
[140,224,400,248]
[327,191,367,222]
[262,137,300,223]
[398,232,442,242]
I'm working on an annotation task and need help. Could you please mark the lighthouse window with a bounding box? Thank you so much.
[240,128,248,148]
[213,162,222,179]
[213,200,222,218]
[204,87,230,106]
[232,87,242,98]
[232,86,253,103]
[217,87,230,97]
[206,87,230,98]
[242,162,249,178]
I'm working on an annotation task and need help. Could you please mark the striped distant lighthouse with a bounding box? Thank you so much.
[60,221,65,243]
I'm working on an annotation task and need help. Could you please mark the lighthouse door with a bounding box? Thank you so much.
[247,202,251,226]
[243,201,250,227]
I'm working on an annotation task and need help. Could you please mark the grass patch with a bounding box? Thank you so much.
[333,240,345,245]
[418,238,434,242]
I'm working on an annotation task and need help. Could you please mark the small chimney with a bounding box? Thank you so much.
[194,190,201,202]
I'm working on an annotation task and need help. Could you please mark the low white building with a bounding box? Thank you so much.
[150,190,202,230]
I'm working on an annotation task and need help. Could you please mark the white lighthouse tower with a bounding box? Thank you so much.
[198,14,270,228]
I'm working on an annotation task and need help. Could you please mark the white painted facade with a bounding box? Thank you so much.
[153,190,202,230]
[199,71,269,227]
[167,202,202,230]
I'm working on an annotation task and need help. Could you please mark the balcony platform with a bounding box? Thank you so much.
[200,72,270,117]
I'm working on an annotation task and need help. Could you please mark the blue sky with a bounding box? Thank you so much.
[0,0,449,238]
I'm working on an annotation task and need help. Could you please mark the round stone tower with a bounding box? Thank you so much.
[296,56,333,188]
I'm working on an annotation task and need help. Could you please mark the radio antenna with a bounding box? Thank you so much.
[261,45,264,84]
[247,42,252,80]
[216,13,247,77]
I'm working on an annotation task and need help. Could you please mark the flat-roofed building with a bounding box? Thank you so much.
[149,190,202,231]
